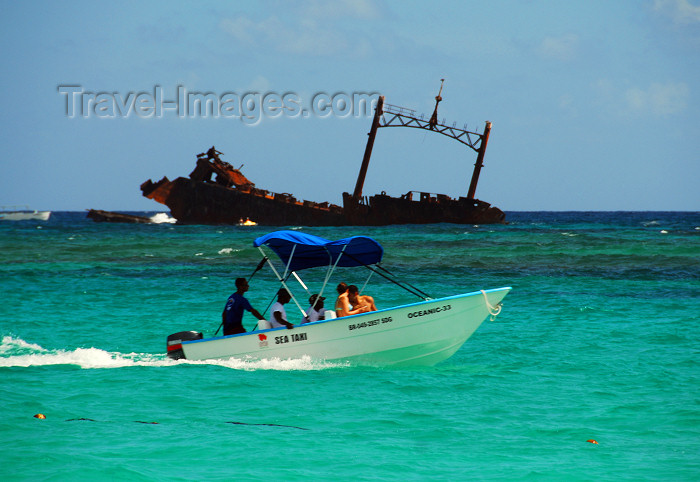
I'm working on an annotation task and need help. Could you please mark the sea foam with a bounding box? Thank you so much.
[0,336,345,371]
[149,212,177,224]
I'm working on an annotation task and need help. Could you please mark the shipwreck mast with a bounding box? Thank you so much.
[353,96,384,199]
[466,120,492,200]
[353,80,494,201]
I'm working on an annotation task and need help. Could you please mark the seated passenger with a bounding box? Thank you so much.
[347,285,377,313]
[335,282,368,317]
[334,282,348,317]
[269,288,294,329]
[302,294,326,323]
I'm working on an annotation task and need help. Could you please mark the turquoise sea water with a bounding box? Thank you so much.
[1,212,698,481]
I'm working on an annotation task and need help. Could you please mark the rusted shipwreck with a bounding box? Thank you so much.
[87,209,154,224]
[141,90,505,226]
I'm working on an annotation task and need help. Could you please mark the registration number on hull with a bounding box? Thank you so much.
[348,316,393,331]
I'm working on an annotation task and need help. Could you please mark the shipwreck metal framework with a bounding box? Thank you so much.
[381,103,486,153]
[139,82,505,227]
[353,86,493,202]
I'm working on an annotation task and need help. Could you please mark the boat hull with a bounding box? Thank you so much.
[142,177,347,225]
[141,175,505,226]
[0,210,50,221]
[342,192,505,225]
[180,287,511,366]
[86,209,153,224]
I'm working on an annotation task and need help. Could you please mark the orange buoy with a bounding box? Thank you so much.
[34,413,46,419]
[586,439,598,444]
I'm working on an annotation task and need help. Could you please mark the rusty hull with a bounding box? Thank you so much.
[141,158,346,225]
[342,192,505,225]
[87,209,154,224]
[141,153,505,226]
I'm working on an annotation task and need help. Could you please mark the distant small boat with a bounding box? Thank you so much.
[0,207,51,221]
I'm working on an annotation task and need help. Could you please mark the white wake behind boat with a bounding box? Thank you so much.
[166,231,511,366]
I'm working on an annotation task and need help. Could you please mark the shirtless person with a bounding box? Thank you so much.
[335,282,369,317]
[347,285,377,313]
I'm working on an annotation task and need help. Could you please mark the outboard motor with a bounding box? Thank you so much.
[166,331,203,359]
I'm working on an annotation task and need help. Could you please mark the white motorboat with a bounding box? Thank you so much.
[0,207,51,221]
[166,231,511,366]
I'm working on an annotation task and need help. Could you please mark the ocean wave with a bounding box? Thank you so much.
[183,355,348,371]
[0,336,44,355]
[0,336,346,371]
[0,336,168,368]
[149,212,177,224]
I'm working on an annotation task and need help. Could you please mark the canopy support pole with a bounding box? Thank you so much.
[257,246,307,319]
[318,244,348,301]
[281,245,296,280]
[292,271,310,297]
[359,270,374,295]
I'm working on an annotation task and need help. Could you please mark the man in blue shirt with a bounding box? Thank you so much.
[222,278,266,335]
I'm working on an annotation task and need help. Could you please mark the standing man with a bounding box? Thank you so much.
[222,278,266,336]
[269,288,294,329]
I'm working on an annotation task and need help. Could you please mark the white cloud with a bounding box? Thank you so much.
[300,0,381,20]
[219,3,380,58]
[624,82,690,115]
[558,94,576,113]
[654,0,700,24]
[538,34,578,61]
[246,75,271,92]
[220,15,347,56]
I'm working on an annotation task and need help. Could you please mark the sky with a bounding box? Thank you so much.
[1,0,698,212]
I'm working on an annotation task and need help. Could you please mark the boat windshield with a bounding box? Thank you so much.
[253,230,383,271]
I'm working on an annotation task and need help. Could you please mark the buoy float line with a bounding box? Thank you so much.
[65,418,158,424]
[35,414,305,430]
[226,421,309,431]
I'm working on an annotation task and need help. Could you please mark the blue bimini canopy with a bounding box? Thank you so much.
[253,230,383,271]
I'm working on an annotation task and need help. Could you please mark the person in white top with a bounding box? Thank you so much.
[303,294,326,323]
[269,288,294,329]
